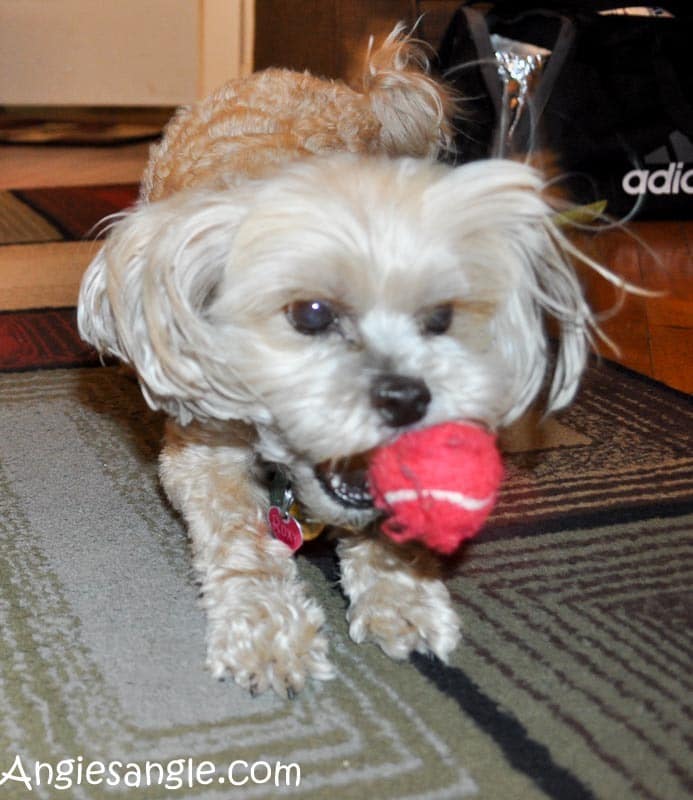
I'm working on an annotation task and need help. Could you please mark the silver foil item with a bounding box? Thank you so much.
[491,33,551,150]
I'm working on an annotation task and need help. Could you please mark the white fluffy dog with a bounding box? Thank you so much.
[78,28,614,697]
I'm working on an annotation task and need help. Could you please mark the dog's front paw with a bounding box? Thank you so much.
[347,576,461,662]
[204,577,335,698]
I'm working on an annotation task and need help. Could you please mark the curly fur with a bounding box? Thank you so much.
[140,23,455,202]
[78,26,622,697]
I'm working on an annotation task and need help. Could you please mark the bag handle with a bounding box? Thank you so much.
[510,10,575,151]
[457,6,575,155]
[653,55,693,139]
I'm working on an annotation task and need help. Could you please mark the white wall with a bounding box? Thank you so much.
[0,0,254,106]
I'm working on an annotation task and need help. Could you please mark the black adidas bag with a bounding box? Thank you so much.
[437,3,693,219]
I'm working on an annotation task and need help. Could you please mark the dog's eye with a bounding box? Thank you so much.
[422,303,454,335]
[286,300,337,334]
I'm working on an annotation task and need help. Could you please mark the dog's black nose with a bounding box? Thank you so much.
[370,374,431,428]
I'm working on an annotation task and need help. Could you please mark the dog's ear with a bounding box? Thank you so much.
[423,159,603,423]
[78,191,260,424]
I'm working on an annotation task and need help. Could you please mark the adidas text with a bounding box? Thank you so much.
[622,162,693,195]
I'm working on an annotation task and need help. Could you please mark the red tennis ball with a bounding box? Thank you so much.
[368,422,503,553]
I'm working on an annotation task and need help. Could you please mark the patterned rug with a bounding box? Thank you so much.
[0,357,691,799]
[0,183,138,370]
[0,184,139,245]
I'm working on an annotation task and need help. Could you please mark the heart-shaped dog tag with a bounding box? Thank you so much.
[268,506,303,551]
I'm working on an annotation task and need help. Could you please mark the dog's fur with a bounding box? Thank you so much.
[140,25,454,202]
[78,27,611,697]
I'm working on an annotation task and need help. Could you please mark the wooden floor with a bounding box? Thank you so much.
[0,141,691,394]
[575,221,693,393]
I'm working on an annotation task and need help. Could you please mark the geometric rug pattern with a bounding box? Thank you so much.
[0,183,138,368]
[0,363,690,799]
[1,185,138,245]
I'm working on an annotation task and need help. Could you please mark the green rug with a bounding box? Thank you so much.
[0,363,691,799]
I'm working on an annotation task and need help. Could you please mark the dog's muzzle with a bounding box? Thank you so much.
[314,374,431,510]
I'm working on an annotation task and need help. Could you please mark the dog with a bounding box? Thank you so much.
[78,26,616,697]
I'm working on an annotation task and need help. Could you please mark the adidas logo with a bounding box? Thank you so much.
[622,130,693,196]
[623,162,693,195]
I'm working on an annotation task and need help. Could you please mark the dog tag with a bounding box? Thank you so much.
[268,506,303,551]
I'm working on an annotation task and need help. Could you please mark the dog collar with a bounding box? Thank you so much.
[267,464,325,551]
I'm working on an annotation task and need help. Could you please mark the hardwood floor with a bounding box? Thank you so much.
[574,221,693,393]
[0,141,691,393]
